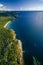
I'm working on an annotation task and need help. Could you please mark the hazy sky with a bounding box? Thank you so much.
[0,0,43,11]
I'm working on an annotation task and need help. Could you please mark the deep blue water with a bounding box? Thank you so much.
[7,11,43,65]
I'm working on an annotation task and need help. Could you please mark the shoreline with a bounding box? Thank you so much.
[4,21,11,28]
[3,19,23,65]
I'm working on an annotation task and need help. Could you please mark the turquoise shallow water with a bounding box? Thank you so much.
[7,11,43,65]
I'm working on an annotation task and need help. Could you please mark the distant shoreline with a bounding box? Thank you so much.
[4,21,11,28]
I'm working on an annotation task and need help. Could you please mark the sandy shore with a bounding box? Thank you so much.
[4,21,11,28]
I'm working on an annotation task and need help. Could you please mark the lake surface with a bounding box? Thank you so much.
[7,11,43,65]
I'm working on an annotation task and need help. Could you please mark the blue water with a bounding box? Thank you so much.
[7,11,43,65]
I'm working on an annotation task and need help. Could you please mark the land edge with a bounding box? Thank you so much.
[4,20,24,65]
[4,21,11,28]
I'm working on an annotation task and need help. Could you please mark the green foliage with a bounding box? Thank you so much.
[33,56,41,65]
[0,28,19,65]
[0,16,23,65]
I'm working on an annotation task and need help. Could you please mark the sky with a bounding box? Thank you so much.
[0,0,43,11]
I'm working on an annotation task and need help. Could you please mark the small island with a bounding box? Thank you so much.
[0,12,23,65]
